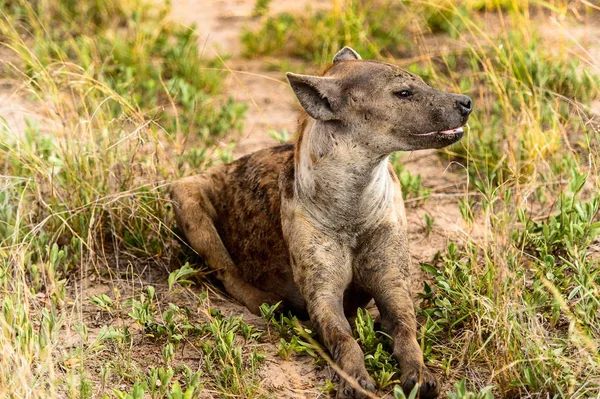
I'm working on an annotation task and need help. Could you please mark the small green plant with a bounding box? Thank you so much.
[447,379,494,399]
[393,383,420,399]
[127,286,156,330]
[126,287,203,345]
[424,213,435,237]
[180,365,204,394]
[162,342,175,363]
[514,171,600,260]
[354,309,400,389]
[145,367,174,397]
[391,154,430,204]
[252,0,273,16]
[168,262,198,290]
[260,302,322,359]
[112,382,145,399]
[277,336,301,360]
[97,325,132,348]
[201,311,265,396]
[268,129,291,143]
[457,195,475,225]
[90,294,115,313]
[111,366,202,399]
[319,378,337,394]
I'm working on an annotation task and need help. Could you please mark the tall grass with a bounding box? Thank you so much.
[0,0,251,396]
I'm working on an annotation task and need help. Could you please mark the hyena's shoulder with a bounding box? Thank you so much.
[227,143,294,192]
[211,143,295,222]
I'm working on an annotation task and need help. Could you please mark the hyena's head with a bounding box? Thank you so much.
[286,46,472,154]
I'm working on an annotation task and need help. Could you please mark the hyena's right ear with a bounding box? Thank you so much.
[333,46,362,63]
[286,73,341,121]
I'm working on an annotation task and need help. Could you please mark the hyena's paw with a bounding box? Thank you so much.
[400,364,439,399]
[336,372,376,399]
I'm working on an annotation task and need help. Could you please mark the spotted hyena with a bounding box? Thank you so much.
[171,46,472,398]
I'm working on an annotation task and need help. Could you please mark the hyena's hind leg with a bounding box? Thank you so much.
[170,175,282,314]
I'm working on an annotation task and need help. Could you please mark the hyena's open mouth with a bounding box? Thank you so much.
[412,126,465,137]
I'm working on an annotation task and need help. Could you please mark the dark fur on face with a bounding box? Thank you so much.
[171,46,471,399]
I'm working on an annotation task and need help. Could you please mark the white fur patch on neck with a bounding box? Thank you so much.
[295,121,395,230]
[359,155,394,227]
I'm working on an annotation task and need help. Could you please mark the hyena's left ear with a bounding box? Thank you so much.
[333,46,362,63]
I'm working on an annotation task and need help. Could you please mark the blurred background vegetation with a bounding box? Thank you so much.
[0,0,599,398]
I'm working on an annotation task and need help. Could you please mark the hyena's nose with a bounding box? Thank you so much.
[456,95,473,116]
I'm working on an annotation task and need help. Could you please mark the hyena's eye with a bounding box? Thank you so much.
[394,90,412,99]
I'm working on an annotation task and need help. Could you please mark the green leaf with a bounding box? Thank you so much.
[168,263,198,290]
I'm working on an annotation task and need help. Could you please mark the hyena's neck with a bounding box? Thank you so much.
[294,119,395,230]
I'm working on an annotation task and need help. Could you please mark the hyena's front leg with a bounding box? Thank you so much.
[355,224,440,399]
[373,277,439,398]
[290,237,375,399]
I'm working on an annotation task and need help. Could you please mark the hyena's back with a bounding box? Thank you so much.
[188,143,304,309]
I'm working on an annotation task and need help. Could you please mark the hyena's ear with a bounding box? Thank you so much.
[286,73,341,121]
[333,46,362,63]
